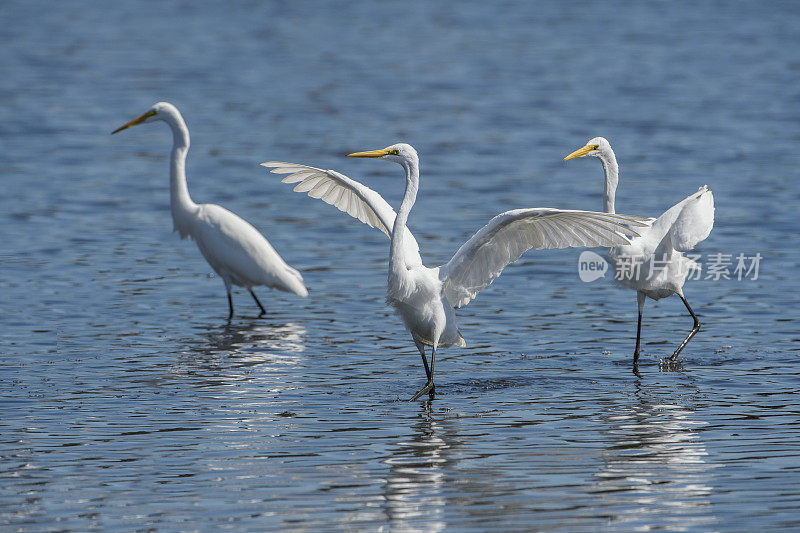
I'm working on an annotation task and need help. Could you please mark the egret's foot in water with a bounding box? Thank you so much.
[410,380,435,401]
[659,357,684,371]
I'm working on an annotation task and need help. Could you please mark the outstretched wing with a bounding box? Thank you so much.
[439,209,648,308]
[648,185,714,256]
[262,161,421,262]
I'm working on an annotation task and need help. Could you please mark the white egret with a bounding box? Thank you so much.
[263,143,646,399]
[564,137,714,367]
[112,102,307,318]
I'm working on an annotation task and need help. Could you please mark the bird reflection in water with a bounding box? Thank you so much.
[176,320,307,392]
[198,320,306,358]
[592,379,718,529]
[381,407,453,532]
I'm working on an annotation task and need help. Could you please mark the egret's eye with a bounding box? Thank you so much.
[387,149,399,155]
[589,144,599,150]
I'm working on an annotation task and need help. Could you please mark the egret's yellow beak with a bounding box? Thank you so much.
[563,144,598,161]
[347,148,393,158]
[111,109,156,135]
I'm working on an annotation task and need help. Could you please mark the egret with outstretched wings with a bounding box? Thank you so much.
[264,143,645,399]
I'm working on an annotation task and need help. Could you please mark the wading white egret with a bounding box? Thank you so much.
[564,137,714,367]
[263,143,646,399]
[112,102,307,318]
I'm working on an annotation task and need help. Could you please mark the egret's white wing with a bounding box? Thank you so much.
[440,209,647,308]
[667,186,714,252]
[262,161,421,262]
[648,186,714,255]
[192,204,308,296]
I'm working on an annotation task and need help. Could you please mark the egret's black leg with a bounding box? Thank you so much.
[414,340,432,381]
[634,309,643,365]
[430,346,436,377]
[227,291,234,320]
[410,345,436,401]
[632,309,643,376]
[633,292,645,368]
[249,288,266,316]
[669,294,701,362]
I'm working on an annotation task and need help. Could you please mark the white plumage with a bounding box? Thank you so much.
[113,102,307,318]
[439,208,644,308]
[564,136,714,366]
[264,143,647,399]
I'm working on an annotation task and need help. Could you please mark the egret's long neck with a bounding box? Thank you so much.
[389,157,419,271]
[598,148,618,214]
[165,112,198,236]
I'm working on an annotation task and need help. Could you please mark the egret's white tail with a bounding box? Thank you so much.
[281,267,308,297]
[455,331,467,347]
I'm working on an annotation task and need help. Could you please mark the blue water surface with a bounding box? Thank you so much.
[1,1,799,530]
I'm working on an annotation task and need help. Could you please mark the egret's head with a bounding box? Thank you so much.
[111,102,179,134]
[563,136,612,161]
[347,143,418,167]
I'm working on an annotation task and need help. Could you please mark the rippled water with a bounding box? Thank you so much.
[2,0,799,530]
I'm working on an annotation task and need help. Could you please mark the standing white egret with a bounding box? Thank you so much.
[112,102,307,318]
[263,143,646,399]
[563,137,714,367]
